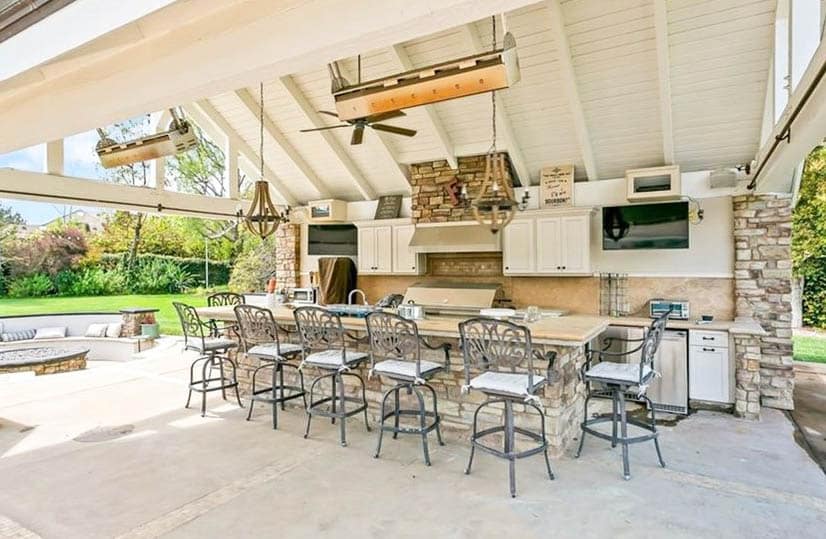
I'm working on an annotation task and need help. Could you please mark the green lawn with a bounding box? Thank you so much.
[793,334,826,363]
[0,293,211,336]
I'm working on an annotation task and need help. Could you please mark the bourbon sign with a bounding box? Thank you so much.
[539,164,575,208]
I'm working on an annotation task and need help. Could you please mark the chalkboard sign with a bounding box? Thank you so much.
[373,195,403,219]
[539,164,575,208]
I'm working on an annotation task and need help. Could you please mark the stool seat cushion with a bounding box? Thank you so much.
[303,349,368,368]
[469,371,545,396]
[247,342,303,359]
[585,361,651,384]
[373,359,442,380]
[189,337,237,352]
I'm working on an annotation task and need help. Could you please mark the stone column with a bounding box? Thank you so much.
[733,334,761,419]
[275,223,300,290]
[732,194,794,411]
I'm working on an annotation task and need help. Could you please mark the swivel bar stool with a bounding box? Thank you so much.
[175,302,243,417]
[294,306,371,446]
[365,312,451,466]
[576,311,669,480]
[459,317,556,497]
[235,304,306,430]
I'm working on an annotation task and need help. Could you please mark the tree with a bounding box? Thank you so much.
[166,126,228,198]
[0,204,25,293]
[792,144,826,326]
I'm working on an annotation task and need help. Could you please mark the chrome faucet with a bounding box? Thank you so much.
[348,289,368,305]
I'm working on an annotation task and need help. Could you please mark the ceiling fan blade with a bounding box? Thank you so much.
[367,110,406,123]
[351,125,365,145]
[300,125,349,133]
[317,110,340,118]
[371,124,417,137]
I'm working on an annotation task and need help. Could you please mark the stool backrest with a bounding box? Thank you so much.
[173,302,205,350]
[638,311,669,382]
[365,311,421,373]
[294,306,346,356]
[234,304,281,353]
[459,317,535,388]
[208,292,245,307]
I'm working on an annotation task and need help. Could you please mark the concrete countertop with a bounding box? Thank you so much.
[608,315,767,336]
[196,305,609,346]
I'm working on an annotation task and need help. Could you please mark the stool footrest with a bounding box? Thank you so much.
[189,377,238,393]
[250,385,306,405]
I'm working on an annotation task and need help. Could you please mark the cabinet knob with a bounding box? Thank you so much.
[505,266,509,270]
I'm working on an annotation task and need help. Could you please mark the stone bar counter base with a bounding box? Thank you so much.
[228,333,587,457]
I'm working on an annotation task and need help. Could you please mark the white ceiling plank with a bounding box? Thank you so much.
[653,0,675,164]
[544,1,599,181]
[388,43,458,169]
[234,88,329,198]
[185,101,296,206]
[460,22,533,185]
[277,75,376,200]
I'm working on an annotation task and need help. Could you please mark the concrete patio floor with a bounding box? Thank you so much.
[1,343,825,538]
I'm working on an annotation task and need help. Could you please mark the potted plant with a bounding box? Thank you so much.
[141,312,160,338]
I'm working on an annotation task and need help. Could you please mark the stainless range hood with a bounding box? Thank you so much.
[408,222,501,253]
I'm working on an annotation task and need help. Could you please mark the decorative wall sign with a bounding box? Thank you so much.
[539,164,575,208]
[373,195,403,219]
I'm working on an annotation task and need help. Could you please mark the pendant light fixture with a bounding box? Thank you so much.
[472,15,518,234]
[243,82,289,239]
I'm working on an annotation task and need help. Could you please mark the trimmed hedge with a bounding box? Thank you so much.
[100,253,230,286]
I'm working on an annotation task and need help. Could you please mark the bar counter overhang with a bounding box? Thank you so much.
[197,305,609,455]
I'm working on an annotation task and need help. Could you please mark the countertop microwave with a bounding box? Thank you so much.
[290,287,318,304]
[649,299,690,320]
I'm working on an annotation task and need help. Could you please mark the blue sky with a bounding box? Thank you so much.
[0,130,105,224]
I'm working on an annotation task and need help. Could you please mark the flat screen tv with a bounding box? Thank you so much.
[602,201,689,250]
[308,224,358,256]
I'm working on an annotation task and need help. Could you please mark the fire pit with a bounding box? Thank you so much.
[0,347,89,376]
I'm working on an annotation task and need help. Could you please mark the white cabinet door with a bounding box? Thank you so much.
[535,217,563,273]
[689,345,731,403]
[560,215,589,273]
[393,224,419,274]
[374,226,393,273]
[503,219,535,274]
[357,227,376,273]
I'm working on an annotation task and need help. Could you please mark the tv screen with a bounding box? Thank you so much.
[602,202,689,250]
[308,224,357,256]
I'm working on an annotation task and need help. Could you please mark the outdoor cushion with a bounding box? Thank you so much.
[85,323,109,337]
[34,327,68,340]
[373,359,442,380]
[247,342,303,359]
[585,361,652,384]
[105,322,123,338]
[302,349,368,369]
[1,329,36,342]
[469,371,545,396]
[187,337,237,353]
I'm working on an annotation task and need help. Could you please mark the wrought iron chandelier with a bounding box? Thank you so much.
[243,82,289,239]
[472,15,518,234]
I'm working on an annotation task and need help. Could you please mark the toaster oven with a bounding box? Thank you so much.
[290,287,318,304]
[649,299,690,320]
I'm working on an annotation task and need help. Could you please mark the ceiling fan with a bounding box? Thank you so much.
[300,109,416,145]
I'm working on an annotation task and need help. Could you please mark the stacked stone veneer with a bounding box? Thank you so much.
[733,194,794,413]
[409,153,514,223]
[275,223,300,290]
[230,333,587,457]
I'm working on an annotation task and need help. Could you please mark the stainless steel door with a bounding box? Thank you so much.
[647,329,688,414]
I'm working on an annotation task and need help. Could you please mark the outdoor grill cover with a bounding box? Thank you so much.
[317,257,357,305]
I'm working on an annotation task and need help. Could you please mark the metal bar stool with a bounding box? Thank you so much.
[207,292,245,337]
[294,306,371,446]
[459,317,556,497]
[575,311,669,480]
[235,304,307,430]
[365,312,451,466]
[174,302,243,417]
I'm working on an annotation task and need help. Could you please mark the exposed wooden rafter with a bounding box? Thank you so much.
[388,43,458,169]
[234,88,329,198]
[544,0,598,181]
[184,100,297,206]
[460,21,532,185]
[653,0,675,165]
[277,75,377,200]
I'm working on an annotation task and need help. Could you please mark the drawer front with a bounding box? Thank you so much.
[689,330,728,348]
